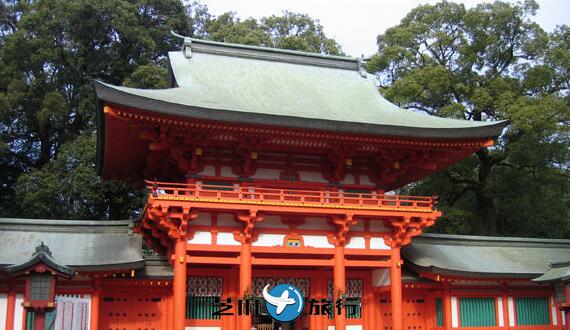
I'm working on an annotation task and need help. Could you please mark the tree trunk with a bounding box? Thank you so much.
[475,149,498,236]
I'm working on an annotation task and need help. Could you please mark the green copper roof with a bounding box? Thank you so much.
[403,233,570,279]
[0,218,144,271]
[533,261,570,282]
[94,38,507,139]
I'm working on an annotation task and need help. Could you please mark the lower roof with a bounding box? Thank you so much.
[2,218,568,281]
[403,233,570,279]
[0,218,144,272]
[533,261,570,282]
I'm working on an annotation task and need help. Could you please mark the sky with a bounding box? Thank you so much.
[199,0,570,57]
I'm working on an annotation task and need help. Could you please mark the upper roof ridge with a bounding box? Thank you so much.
[170,35,360,71]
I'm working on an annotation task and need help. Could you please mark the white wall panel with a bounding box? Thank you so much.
[217,232,240,245]
[303,235,334,248]
[188,231,212,245]
[253,234,286,247]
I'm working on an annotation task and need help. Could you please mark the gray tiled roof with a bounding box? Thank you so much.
[533,262,570,282]
[0,218,144,271]
[403,233,570,278]
[94,38,507,140]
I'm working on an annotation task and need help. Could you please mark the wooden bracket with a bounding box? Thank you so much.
[234,209,264,244]
[327,213,357,247]
[383,216,437,248]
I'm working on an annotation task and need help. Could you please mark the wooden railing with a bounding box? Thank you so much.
[146,180,437,212]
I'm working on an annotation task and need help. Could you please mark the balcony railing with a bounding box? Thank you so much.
[146,180,437,212]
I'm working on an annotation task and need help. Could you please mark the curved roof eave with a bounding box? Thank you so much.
[93,80,508,140]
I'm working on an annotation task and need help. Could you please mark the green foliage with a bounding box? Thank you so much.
[199,10,342,55]
[16,134,144,219]
[0,0,341,220]
[376,0,569,237]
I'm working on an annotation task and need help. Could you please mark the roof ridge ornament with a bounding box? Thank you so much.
[171,30,192,59]
[358,55,369,78]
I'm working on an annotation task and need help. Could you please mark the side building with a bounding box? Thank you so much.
[0,218,568,329]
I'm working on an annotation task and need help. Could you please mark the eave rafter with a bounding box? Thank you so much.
[105,105,493,149]
[104,104,492,188]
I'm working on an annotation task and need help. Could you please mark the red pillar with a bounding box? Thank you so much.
[239,241,252,330]
[90,280,101,330]
[5,291,15,330]
[33,312,45,330]
[443,289,452,330]
[363,273,377,330]
[502,293,510,329]
[390,246,403,330]
[173,238,187,330]
[334,244,347,330]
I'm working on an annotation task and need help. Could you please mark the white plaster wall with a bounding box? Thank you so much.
[217,214,240,227]
[370,237,390,250]
[345,236,365,249]
[298,171,327,183]
[198,165,216,176]
[372,269,390,287]
[253,234,286,247]
[360,174,374,186]
[220,166,234,177]
[252,168,281,180]
[497,297,504,327]
[369,221,387,232]
[14,294,23,330]
[0,293,7,330]
[188,231,212,245]
[298,217,334,230]
[303,235,334,248]
[255,215,289,229]
[192,213,211,226]
[341,174,355,185]
[552,297,558,325]
[451,296,459,328]
[217,232,240,246]
[508,297,515,327]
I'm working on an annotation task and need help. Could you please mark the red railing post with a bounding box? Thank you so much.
[145,180,436,212]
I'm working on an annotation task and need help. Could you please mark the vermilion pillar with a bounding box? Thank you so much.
[90,280,101,330]
[173,238,187,330]
[239,241,252,330]
[33,312,45,330]
[334,244,347,330]
[390,247,403,330]
[443,289,452,330]
[5,291,15,330]
[502,293,510,329]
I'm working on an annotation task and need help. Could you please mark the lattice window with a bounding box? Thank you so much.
[252,277,311,297]
[187,276,223,320]
[435,298,444,327]
[327,279,362,319]
[515,297,550,326]
[29,273,51,301]
[459,297,496,327]
[187,276,223,297]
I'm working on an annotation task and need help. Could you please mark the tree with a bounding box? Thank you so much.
[0,0,342,219]
[198,10,342,55]
[0,0,190,218]
[369,0,569,237]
